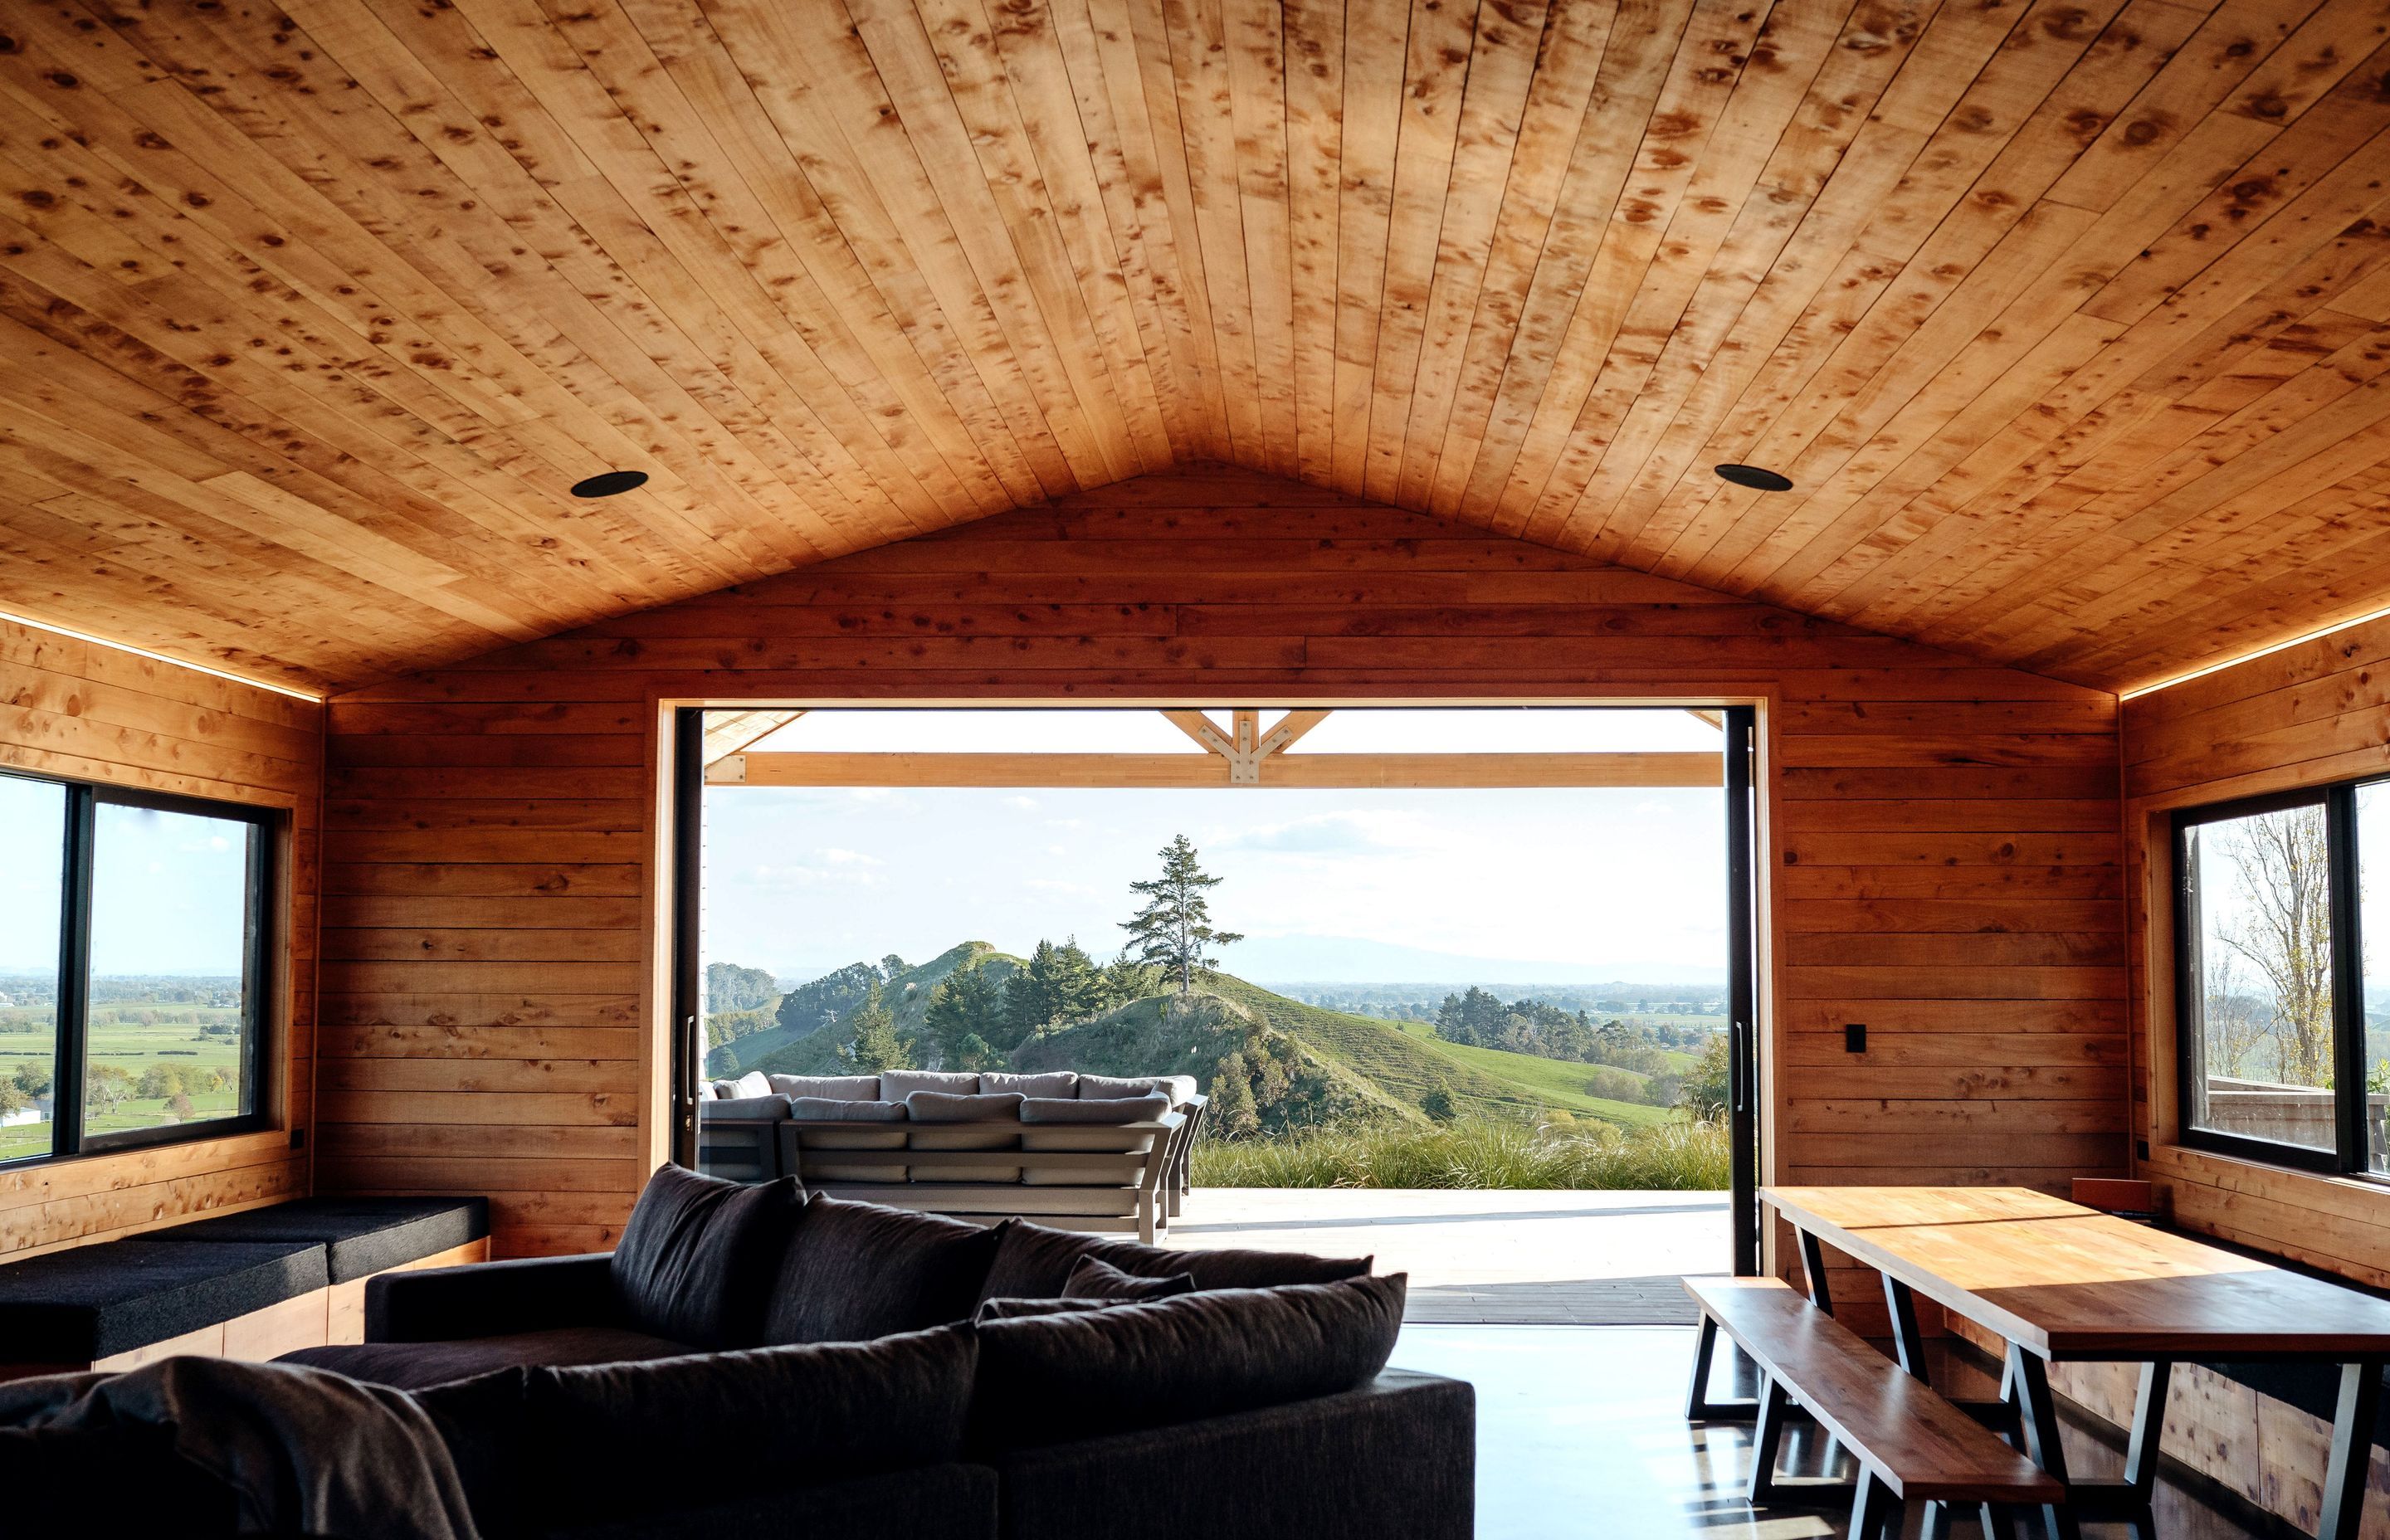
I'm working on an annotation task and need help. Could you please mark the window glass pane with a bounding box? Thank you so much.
[2358,782,2390,1175]
[0,776,65,1161]
[2182,803,2335,1153]
[84,802,256,1138]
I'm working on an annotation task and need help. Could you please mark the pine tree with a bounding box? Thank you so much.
[925,964,1006,1066]
[839,984,915,1072]
[1120,835,1243,992]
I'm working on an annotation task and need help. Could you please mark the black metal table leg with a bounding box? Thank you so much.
[1851,1466,1902,1540]
[2006,1342,2080,1540]
[1797,1226,1832,1313]
[1747,1372,1791,1505]
[1686,1314,1719,1421]
[2319,1359,2383,1540]
[1885,1274,1929,1381]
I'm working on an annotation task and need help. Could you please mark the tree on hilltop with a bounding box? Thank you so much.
[1121,835,1242,993]
[838,984,914,1072]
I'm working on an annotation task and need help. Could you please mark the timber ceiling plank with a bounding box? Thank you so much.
[5,0,2390,694]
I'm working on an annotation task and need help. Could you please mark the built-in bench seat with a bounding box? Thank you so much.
[0,1196,489,1382]
[1684,1275,2061,1540]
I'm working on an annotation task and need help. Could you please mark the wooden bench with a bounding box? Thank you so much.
[1685,1276,2062,1540]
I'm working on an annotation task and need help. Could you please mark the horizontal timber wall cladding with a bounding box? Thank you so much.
[320,465,2129,1260]
[0,620,321,1260]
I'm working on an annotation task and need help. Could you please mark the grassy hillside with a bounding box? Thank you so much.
[1201,974,1661,1128]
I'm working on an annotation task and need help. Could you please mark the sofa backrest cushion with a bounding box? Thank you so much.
[973,1296,1110,1323]
[728,1070,773,1099]
[1018,1092,1169,1125]
[880,1070,980,1100]
[609,1167,805,1351]
[701,1094,789,1123]
[905,1091,1025,1123]
[415,1325,978,1538]
[969,1274,1407,1451]
[1064,1255,1194,1302]
[788,1096,906,1123]
[979,1070,1077,1098]
[978,1218,1372,1301]
[765,1198,1007,1346]
[1076,1073,1197,1104]
[768,1074,880,1100]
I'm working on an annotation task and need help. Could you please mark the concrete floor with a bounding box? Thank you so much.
[1396,1325,2266,1540]
[1165,1187,1727,1323]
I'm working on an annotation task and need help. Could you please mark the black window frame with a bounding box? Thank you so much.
[2173,781,2372,1177]
[1,771,279,1167]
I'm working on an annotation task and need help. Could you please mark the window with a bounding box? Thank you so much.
[2176,784,2373,1174]
[0,772,276,1164]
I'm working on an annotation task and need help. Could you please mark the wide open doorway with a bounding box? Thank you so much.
[669,704,1763,1299]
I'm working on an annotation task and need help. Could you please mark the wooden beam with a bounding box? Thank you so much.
[1686,709,1724,730]
[703,709,805,768]
[1160,709,1235,757]
[716,750,1723,788]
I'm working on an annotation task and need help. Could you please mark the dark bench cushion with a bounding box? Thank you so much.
[0,1240,327,1362]
[148,1197,491,1284]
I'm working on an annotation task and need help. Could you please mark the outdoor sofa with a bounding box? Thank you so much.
[0,1167,1475,1539]
[697,1069,1206,1242]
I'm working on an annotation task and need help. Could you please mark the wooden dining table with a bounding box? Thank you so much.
[1763,1187,2390,1540]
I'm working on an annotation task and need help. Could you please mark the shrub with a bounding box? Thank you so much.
[1189,1114,1728,1190]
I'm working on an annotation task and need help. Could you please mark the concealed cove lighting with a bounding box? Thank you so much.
[1714,464,1793,492]
[571,470,649,498]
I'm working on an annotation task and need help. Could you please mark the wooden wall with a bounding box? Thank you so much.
[0,619,320,1259]
[318,465,2129,1265]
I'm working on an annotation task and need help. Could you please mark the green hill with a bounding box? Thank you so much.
[718,942,1021,1077]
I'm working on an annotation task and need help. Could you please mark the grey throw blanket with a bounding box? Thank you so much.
[0,1356,479,1539]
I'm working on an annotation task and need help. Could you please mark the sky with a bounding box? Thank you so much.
[701,708,1729,988]
[0,776,252,978]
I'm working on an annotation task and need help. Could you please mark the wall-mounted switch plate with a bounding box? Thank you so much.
[1843,1022,1866,1054]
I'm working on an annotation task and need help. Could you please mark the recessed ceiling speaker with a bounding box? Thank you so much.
[1714,463,1792,492]
[571,470,649,498]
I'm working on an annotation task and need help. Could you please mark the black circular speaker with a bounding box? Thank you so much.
[571,470,649,498]
[1714,463,1792,492]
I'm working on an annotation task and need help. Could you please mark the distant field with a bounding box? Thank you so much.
[0,1009,246,1160]
[1389,1020,1671,1126]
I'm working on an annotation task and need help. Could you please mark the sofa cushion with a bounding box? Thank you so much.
[978,1218,1372,1301]
[0,1240,328,1363]
[973,1296,1110,1323]
[698,1094,788,1123]
[1065,1256,1194,1303]
[728,1070,772,1099]
[279,1325,694,1391]
[765,1198,1006,1345]
[414,1325,978,1538]
[1077,1073,1197,1104]
[610,1168,805,1350]
[970,1274,1407,1451]
[905,1091,1025,1123]
[1019,1092,1170,1124]
[905,1091,1025,1183]
[148,1197,490,1285]
[880,1070,980,1100]
[788,1096,908,1182]
[767,1074,880,1100]
[980,1070,1077,1098]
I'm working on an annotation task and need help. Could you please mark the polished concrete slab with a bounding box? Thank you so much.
[1168,1188,1728,1323]
[1390,1325,2268,1540]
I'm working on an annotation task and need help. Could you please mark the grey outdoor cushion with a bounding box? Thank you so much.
[969,1274,1407,1451]
[1078,1074,1198,1104]
[788,1097,906,1122]
[905,1092,1026,1123]
[767,1074,880,1100]
[1020,1092,1170,1124]
[727,1070,772,1099]
[700,1095,789,1123]
[979,1071,1077,1098]
[149,1197,490,1284]
[880,1070,982,1100]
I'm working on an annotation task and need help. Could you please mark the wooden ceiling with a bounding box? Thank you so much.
[2,0,2388,694]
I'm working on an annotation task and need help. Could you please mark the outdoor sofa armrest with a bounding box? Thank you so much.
[367,1251,620,1343]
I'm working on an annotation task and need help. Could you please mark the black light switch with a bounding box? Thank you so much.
[1843,1022,1866,1054]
